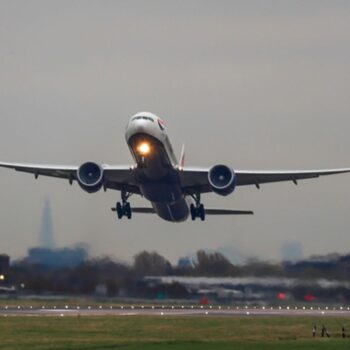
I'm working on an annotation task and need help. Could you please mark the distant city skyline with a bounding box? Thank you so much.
[281,242,304,263]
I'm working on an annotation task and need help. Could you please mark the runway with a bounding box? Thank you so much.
[1,304,350,317]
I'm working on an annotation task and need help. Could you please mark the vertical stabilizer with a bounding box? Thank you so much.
[179,144,185,170]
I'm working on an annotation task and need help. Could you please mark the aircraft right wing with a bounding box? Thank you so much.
[235,168,350,186]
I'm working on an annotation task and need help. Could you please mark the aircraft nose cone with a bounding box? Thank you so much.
[131,120,151,134]
[125,113,164,144]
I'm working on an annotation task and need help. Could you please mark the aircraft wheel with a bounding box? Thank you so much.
[125,202,132,219]
[116,202,123,219]
[190,204,196,221]
[199,204,205,221]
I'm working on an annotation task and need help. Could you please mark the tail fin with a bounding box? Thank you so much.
[179,144,185,170]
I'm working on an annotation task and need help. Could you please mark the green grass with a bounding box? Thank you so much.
[0,297,120,308]
[0,297,197,308]
[0,316,349,350]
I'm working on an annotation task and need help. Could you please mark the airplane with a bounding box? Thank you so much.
[0,111,350,222]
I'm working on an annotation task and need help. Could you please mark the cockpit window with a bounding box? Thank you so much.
[132,116,154,122]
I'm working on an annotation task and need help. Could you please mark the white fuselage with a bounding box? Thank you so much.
[125,112,190,222]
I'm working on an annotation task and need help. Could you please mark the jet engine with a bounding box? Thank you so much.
[77,162,104,193]
[208,164,236,196]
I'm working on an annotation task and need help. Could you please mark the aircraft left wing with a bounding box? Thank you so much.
[179,167,350,194]
[0,162,140,194]
[0,162,78,179]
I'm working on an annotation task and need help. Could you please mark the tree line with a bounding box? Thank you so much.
[4,250,350,296]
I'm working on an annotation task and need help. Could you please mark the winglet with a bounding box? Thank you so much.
[179,144,185,170]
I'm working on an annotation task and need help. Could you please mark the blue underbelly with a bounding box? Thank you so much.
[151,199,190,222]
[140,181,183,203]
[139,177,189,222]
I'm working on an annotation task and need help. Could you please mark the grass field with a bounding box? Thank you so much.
[0,316,349,350]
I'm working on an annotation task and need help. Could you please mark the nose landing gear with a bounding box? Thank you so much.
[190,193,205,221]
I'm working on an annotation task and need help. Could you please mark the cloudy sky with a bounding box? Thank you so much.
[0,0,350,263]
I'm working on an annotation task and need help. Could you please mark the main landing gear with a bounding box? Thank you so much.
[113,190,132,219]
[190,193,205,221]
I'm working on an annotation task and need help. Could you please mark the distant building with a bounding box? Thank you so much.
[39,198,55,249]
[0,254,10,274]
[26,246,88,267]
[0,255,10,289]
[142,276,350,302]
[281,242,303,262]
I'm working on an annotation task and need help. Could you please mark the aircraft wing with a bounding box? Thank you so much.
[179,167,350,194]
[0,162,141,194]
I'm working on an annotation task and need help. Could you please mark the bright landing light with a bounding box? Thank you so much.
[137,142,151,155]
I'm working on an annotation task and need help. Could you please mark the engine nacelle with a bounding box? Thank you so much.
[77,162,104,193]
[208,164,236,196]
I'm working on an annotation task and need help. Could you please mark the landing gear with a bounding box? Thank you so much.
[190,193,205,221]
[113,190,132,219]
[116,201,132,219]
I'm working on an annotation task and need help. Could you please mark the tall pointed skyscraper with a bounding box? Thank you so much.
[39,198,55,248]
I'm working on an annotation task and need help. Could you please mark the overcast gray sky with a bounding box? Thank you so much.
[0,0,350,263]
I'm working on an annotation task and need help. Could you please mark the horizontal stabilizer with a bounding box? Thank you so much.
[111,207,155,213]
[205,209,253,215]
[112,207,253,215]
[131,207,155,213]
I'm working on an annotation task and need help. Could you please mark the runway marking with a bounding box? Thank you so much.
[0,304,350,317]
